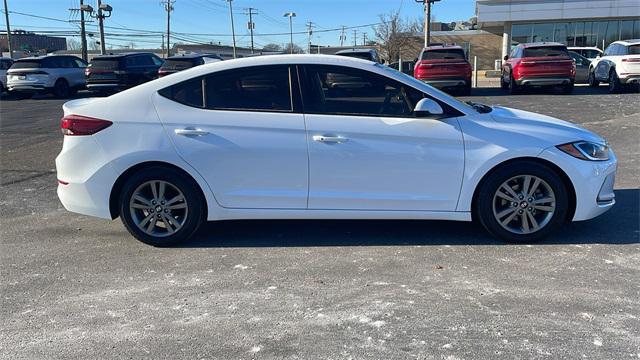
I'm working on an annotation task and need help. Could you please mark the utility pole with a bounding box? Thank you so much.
[352,29,357,47]
[245,7,256,54]
[79,0,87,61]
[362,32,367,46]
[3,0,12,58]
[160,0,174,58]
[339,25,346,47]
[306,21,313,54]
[415,0,440,47]
[227,0,237,58]
[283,12,296,54]
[96,0,106,54]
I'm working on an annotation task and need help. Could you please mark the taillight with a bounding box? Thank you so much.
[622,58,640,62]
[60,115,112,136]
[84,68,91,76]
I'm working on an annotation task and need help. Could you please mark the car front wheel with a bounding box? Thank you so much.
[608,69,622,94]
[119,167,205,246]
[475,161,569,242]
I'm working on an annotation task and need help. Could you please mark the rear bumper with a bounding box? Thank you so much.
[516,77,572,86]
[419,78,468,88]
[86,83,128,91]
[619,75,640,84]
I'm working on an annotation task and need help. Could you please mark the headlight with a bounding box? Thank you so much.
[557,141,610,161]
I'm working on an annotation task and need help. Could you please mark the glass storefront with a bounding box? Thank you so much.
[511,19,640,49]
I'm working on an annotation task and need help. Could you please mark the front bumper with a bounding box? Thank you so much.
[516,77,572,86]
[539,147,617,222]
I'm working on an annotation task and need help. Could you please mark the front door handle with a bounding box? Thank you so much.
[313,135,348,143]
[175,128,209,136]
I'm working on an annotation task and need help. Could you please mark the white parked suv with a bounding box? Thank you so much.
[55,55,617,246]
[568,46,603,61]
[7,55,87,98]
[588,39,640,93]
[0,57,13,94]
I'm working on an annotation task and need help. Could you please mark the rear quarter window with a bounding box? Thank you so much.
[158,77,203,108]
[629,45,640,55]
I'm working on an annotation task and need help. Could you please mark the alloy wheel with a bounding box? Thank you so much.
[129,180,188,237]
[492,175,556,235]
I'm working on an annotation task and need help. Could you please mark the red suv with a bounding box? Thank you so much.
[501,42,575,94]
[413,45,472,95]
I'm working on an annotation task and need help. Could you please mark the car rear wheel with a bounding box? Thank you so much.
[52,79,70,98]
[588,70,599,87]
[119,167,205,246]
[608,69,622,94]
[475,161,569,242]
[508,74,520,95]
[561,81,574,94]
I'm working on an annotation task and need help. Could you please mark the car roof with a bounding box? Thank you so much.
[92,52,155,59]
[613,39,640,46]
[422,45,463,51]
[166,53,220,60]
[568,46,602,51]
[14,54,76,61]
[335,48,376,55]
[518,42,566,48]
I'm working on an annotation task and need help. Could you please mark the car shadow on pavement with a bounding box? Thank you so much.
[182,189,639,248]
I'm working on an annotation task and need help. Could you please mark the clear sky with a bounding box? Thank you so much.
[2,0,476,49]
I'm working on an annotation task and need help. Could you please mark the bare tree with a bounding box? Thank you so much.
[67,38,81,50]
[374,11,422,63]
[283,43,304,54]
[262,43,283,52]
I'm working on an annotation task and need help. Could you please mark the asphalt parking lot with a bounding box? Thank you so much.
[1,87,639,359]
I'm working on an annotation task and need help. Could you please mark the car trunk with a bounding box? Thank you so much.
[86,58,123,83]
[7,60,48,76]
[519,46,574,78]
[620,45,640,74]
[414,49,470,80]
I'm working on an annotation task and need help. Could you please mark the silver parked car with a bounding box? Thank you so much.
[0,57,13,94]
[7,55,87,98]
[568,51,591,84]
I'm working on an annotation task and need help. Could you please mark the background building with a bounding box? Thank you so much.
[0,30,67,56]
[477,0,640,60]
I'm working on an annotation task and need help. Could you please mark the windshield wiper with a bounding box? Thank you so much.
[465,101,493,114]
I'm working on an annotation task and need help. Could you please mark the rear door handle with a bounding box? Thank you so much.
[313,135,348,143]
[175,128,209,136]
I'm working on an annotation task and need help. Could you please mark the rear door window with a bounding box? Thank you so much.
[523,46,568,57]
[203,65,292,111]
[422,49,466,60]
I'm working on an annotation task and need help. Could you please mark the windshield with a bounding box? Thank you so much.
[523,46,569,57]
[421,49,466,60]
[161,59,198,71]
[376,63,477,114]
[10,60,41,69]
[89,59,121,70]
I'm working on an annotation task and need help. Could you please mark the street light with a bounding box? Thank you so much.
[283,12,296,54]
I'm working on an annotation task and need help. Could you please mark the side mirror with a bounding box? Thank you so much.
[503,55,509,61]
[414,98,444,117]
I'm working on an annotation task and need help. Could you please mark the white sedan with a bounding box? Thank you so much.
[55,55,617,246]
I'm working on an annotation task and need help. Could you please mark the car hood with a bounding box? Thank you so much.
[488,106,606,146]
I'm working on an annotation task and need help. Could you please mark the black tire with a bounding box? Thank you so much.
[459,83,472,96]
[52,78,70,98]
[588,70,599,87]
[561,81,574,94]
[474,161,569,243]
[119,166,205,246]
[608,69,622,94]
[508,74,520,95]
